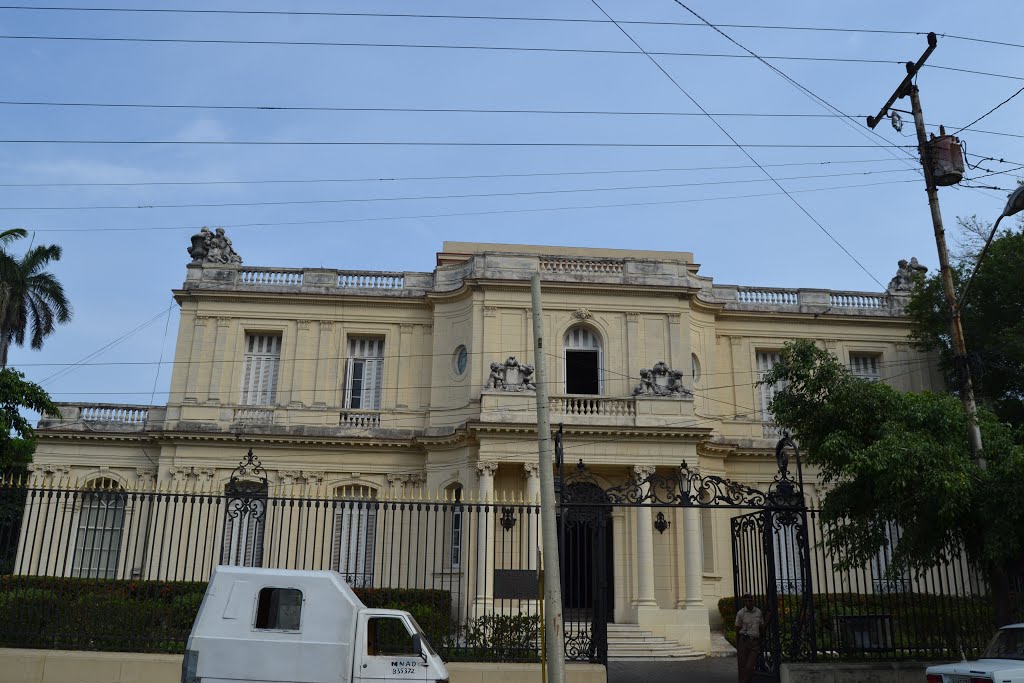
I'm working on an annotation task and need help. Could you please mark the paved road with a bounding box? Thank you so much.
[608,657,737,683]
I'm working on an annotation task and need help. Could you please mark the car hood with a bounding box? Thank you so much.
[927,659,1024,675]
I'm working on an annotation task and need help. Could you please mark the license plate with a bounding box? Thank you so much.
[950,677,973,683]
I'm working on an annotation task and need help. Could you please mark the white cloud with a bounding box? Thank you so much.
[175,118,229,142]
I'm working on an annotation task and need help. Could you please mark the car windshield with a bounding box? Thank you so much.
[982,628,1024,660]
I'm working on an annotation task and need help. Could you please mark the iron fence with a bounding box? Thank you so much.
[729,507,1007,666]
[0,478,568,661]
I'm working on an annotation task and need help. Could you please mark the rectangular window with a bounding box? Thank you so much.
[850,353,882,382]
[345,338,384,410]
[240,334,282,405]
[450,487,463,570]
[700,509,715,574]
[871,522,909,593]
[73,488,126,579]
[772,524,804,594]
[255,587,302,631]
[756,350,788,421]
[332,486,378,587]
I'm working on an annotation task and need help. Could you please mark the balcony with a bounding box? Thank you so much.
[479,392,697,429]
[185,264,433,297]
[339,410,382,429]
[38,403,166,432]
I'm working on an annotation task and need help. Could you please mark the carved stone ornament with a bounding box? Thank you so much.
[187,226,243,265]
[633,361,692,397]
[484,356,536,392]
[886,257,927,293]
[477,461,499,478]
[571,308,594,320]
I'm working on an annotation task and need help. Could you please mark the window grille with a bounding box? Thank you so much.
[850,353,882,382]
[221,481,268,568]
[345,338,385,410]
[332,486,378,587]
[240,334,282,405]
[72,481,126,579]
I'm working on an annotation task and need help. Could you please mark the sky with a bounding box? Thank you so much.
[1,0,1023,408]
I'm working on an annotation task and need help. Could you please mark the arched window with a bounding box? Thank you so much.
[73,478,126,579]
[332,485,378,587]
[564,326,602,395]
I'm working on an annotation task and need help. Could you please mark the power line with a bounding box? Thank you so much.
[0,138,912,148]
[0,32,1020,81]
[0,169,919,211]
[19,178,923,233]
[590,0,886,290]
[0,158,908,189]
[3,98,1020,140]
[953,83,1024,135]
[2,6,1022,51]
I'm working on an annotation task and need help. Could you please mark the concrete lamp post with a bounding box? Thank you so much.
[958,185,1024,309]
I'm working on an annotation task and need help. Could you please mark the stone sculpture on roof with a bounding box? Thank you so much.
[188,226,243,265]
[886,257,927,293]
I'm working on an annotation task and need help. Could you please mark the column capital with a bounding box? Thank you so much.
[633,464,656,480]
[476,461,499,478]
[523,463,540,478]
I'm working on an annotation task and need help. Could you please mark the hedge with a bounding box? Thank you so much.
[0,575,452,656]
[718,592,1021,660]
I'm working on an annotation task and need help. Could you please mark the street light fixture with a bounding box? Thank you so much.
[958,185,1024,309]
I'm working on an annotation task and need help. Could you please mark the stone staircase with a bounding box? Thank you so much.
[605,624,705,661]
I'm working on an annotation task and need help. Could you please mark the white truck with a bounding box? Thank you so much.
[182,566,450,683]
[926,624,1024,682]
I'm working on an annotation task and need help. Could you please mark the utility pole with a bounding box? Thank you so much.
[530,273,566,683]
[868,32,986,469]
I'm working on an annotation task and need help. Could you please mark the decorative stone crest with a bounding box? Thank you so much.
[484,356,536,392]
[632,361,691,397]
[571,308,594,320]
[279,470,325,486]
[187,226,243,265]
[887,257,927,293]
[168,465,216,483]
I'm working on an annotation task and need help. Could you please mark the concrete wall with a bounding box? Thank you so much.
[0,649,606,683]
[781,661,940,683]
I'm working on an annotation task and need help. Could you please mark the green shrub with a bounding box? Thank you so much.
[458,613,541,662]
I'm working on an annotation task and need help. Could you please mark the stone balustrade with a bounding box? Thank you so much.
[232,408,275,424]
[238,268,304,286]
[80,405,149,425]
[829,292,887,309]
[736,288,799,305]
[551,396,636,418]
[337,271,405,289]
[340,410,382,429]
[539,257,624,275]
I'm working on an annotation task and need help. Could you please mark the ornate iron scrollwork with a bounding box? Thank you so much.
[227,448,268,495]
[500,506,517,531]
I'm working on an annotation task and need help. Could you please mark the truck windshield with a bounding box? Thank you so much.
[408,616,437,656]
[982,628,1024,660]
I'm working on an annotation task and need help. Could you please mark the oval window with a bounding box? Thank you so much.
[454,345,468,375]
[691,353,702,385]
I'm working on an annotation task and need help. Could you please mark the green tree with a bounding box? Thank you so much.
[904,221,1024,424]
[0,228,72,367]
[761,339,1024,626]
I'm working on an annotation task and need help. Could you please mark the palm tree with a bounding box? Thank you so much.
[0,229,72,366]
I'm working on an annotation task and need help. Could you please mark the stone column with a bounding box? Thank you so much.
[396,323,415,409]
[312,321,334,408]
[183,317,207,402]
[683,507,704,607]
[633,465,657,608]
[523,463,541,570]
[474,461,498,616]
[206,317,232,404]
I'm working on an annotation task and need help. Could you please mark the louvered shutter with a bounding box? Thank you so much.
[345,338,384,410]
[756,351,785,420]
[241,334,281,405]
[850,353,881,382]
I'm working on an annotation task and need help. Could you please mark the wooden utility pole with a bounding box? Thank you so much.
[530,273,566,683]
[868,33,986,468]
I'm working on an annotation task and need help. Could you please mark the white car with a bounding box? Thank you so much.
[927,624,1024,682]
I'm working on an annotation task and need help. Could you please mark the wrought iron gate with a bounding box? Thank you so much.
[554,431,815,677]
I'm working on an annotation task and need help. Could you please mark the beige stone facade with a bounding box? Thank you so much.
[29,241,940,654]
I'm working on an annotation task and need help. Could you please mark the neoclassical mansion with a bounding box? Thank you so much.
[28,238,940,654]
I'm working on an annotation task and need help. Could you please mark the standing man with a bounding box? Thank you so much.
[735,593,768,683]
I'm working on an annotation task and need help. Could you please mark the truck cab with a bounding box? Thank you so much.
[182,566,449,683]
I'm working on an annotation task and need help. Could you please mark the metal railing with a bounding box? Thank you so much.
[0,480,588,662]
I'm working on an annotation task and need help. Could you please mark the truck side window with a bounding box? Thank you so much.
[366,617,415,656]
[254,587,302,631]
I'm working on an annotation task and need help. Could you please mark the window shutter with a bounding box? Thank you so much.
[241,334,281,405]
[850,353,881,382]
[345,338,384,411]
[756,351,784,420]
[343,358,356,409]
[365,358,384,410]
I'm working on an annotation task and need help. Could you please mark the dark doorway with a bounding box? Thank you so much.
[559,483,614,622]
[566,350,600,394]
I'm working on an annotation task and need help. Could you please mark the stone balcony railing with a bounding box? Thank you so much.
[185,264,433,296]
[711,285,904,316]
[479,391,699,429]
[39,403,166,431]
